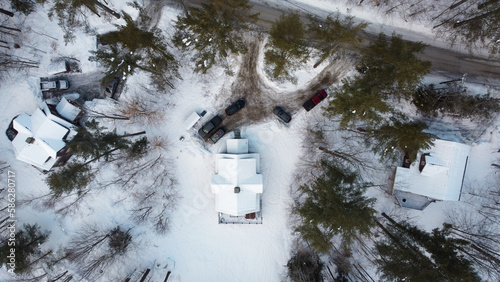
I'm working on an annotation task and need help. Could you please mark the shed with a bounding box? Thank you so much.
[56,97,81,122]
[47,60,69,75]
[184,112,201,130]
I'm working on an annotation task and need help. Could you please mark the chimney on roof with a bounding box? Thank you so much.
[234,186,240,193]
[419,153,429,172]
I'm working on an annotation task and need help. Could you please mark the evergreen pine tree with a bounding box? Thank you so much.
[287,249,324,282]
[376,220,480,281]
[46,161,93,196]
[358,33,431,99]
[295,161,376,253]
[325,78,391,127]
[264,13,309,83]
[108,227,131,255]
[99,12,155,51]
[90,13,179,91]
[49,0,101,43]
[368,119,434,162]
[127,136,148,159]
[308,14,367,67]
[413,84,500,120]
[324,33,430,128]
[10,0,38,15]
[89,45,142,87]
[65,121,144,162]
[173,0,258,73]
[49,122,147,196]
[0,224,50,274]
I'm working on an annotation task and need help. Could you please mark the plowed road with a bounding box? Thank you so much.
[182,0,500,85]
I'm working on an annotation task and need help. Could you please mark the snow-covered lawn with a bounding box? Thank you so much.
[1,0,500,281]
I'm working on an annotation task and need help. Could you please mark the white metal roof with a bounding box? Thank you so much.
[56,97,81,122]
[211,139,263,216]
[393,139,470,201]
[11,106,71,170]
[184,112,201,130]
[47,60,68,75]
[43,103,74,129]
[227,139,248,154]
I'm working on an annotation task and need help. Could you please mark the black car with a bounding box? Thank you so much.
[225,99,246,116]
[273,106,292,123]
[198,115,223,137]
[105,77,120,99]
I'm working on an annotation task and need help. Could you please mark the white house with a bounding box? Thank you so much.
[392,139,470,210]
[211,139,263,218]
[10,100,80,171]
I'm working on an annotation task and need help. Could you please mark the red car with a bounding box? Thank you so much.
[303,89,328,111]
[210,128,225,143]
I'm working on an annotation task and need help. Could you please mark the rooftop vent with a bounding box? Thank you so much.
[234,186,240,194]
[25,137,35,144]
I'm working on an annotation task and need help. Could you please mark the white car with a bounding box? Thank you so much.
[40,80,69,91]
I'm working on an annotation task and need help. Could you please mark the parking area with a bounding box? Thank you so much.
[41,71,123,104]
[203,33,349,136]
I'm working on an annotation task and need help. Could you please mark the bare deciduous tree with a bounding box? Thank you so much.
[63,224,132,280]
[446,182,500,280]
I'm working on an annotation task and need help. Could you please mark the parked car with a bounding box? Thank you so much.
[104,77,120,99]
[210,128,225,143]
[198,115,223,137]
[273,106,292,123]
[40,79,69,91]
[303,89,328,111]
[225,99,246,116]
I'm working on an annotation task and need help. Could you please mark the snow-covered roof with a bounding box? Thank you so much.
[47,60,68,75]
[227,139,248,154]
[393,139,470,202]
[56,97,81,122]
[211,139,263,216]
[11,105,72,171]
[184,111,201,130]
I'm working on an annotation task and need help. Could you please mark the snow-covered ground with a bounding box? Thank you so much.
[1,0,499,281]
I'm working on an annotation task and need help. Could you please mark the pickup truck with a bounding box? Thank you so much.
[303,89,328,111]
[40,80,69,91]
[198,115,223,137]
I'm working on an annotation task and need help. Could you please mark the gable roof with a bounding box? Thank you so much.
[56,97,81,122]
[393,139,470,201]
[211,139,263,216]
[11,105,74,171]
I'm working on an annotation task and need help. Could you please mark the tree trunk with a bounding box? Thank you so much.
[51,270,68,282]
[478,0,497,10]
[120,131,147,138]
[95,0,121,19]
[0,25,21,32]
[0,9,14,17]
[139,269,151,282]
[318,146,359,166]
[453,7,500,28]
